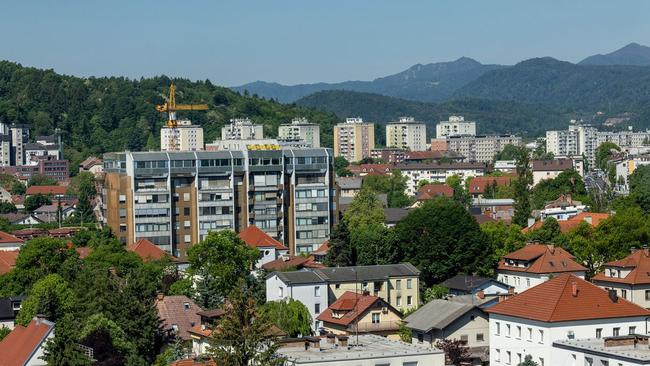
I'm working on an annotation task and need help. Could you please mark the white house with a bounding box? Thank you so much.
[238,225,289,269]
[394,162,487,196]
[266,271,329,332]
[496,244,587,294]
[0,316,55,366]
[531,159,575,186]
[0,231,24,251]
[487,274,650,366]
[592,248,650,309]
[554,335,650,366]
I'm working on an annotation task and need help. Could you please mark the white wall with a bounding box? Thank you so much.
[26,329,54,366]
[281,352,445,366]
[254,247,287,268]
[497,271,586,294]
[266,274,328,332]
[553,343,648,366]
[490,313,648,366]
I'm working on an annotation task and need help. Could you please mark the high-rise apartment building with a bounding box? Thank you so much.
[160,120,204,152]
[385,117,427,151]
[436,116,476,138]
[221,118,264,140]
[10,124,29,166]
[101,148,337,257]
[278,118,320,148]
[333,118,375,162]
[446,135,521,163]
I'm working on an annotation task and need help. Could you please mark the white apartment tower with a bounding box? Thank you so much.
[385,117,427,151]
[436,116,477,138]
[221,118,264,140]
[278,117,320,148]
[333,118,375,162]
[160,120,204,152]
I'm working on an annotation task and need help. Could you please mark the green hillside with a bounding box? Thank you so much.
[0,61,340,171]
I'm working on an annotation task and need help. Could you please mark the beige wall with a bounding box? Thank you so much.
[328,276,420,312]
[322,301,403,340]
[412,308,489,349]
[595,281,650,309]
[334,123,375,162]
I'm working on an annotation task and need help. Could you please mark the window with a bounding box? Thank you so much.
[517,353,522,365]
[622,289,627,299]
[506,351,511,365]
[278,287,283,297]
[506,324,511,337]
[371,313,380,324]
[396,296,402,306]
[494,349,500,362]
[495,322,500,335]
[476,333,484,342]
[407,279,413,289]
[613,327,620,336]
[184,207,190,216]
[396,280,401,290]
[601,361,608,366]
[586,357,593,366]
[314,286,321,297]
[460,335,468,344]
[417,332,423,343]
[646,290,650,301]
[314,303,320,314]
[596,328,602,339]
[539,329,544,343]
[183,302,190,310]
[335,284,341,290]
[526,278,531,287]
[184,235,191,243]
[516,326,522,339]
[629,326,636,335]
[539,358,544,366]
[407,296,412,306]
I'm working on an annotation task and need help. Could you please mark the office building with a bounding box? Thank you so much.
[278,117,320,148]
[385,117,427,151]
[160,120,204,152]
[101,148,337,258]
[333,118,375,162]
[221,118,264,140]
[446,135,522,163]
[436,116,476,138]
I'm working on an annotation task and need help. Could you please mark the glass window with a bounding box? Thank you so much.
[314,286,321,297]
[613,327,620,336]
[396,280,401,290]
[596,328,602,339]
[314,303,320,314]
[629,326,636,335]
[407,296,412,306]
[407,279,412,289]
[371,313,380,324]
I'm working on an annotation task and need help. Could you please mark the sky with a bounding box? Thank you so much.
[2,1,650,86]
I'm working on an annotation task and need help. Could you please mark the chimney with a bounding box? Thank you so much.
[326,333,336,344]
[527,217,536,228]
[477,290,485,299]
[34,314,46,325]
[305,336,320,351]
[583,216,593,225]
[508,287,515,295]
[337,335,349,347]
[571,282,578,297]
[608,289,619,303]
[548,244,555,254]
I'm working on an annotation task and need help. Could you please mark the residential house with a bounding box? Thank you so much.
[496,244,587,293]
[554,334,650,366]
[316,291,403,340]
[127,238,176,263]
[403,150,465,164]
[471,198,515,222]
[266,271,329,331]
[531,159,575,186]
[78,156,104,176]
[154,294,203,341]
[0,295,24,329]
[336,177,362,198]
[170,358,217,366]
[415,184,453,202]
[346,164,393,177]
[404,299,490,365]
[539,194,587,221]
[0,250,18,275]
[0,316,55,366]
[32,203,75,224]
[0,231,23,251]
[468,176,513,198]
[592,248,650,309]
[261,255,325,272]
[441,274,512,296]
[238,225,289,269]
[395,162,487,196]
[487,274,650,366]
[524,212,610,234]
[0,213,41,226]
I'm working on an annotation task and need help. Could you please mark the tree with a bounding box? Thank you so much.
[435,339,470,366]
[445,174,470,206]
[629,165,650,214]
[16,274,76,325]
[393,198,490,286]
[261,299,312,337]
[595,142,621,171]
[531,170,589,210]
[334,156,352,177]
[0,201,17,214]
[527,217,561,243]
[24,193,52,212]
[67,172,97,198]
[518,355,539,366]
[27,174,58,187]
[0,326,10,341]
[513,147,533,226]
[187,231,260,309]
[325,219,355,267]
[424,285,449,302]
[343,188,385,229]
[10,181,25,195]
[362,170,411,208]
[480,221,526,276]
[494,144,521,161]
[74,192,96,223]
[208,283,282,366]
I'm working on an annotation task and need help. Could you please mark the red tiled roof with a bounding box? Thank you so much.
[347,164,393,175]
[523,212,610,234]
[313,241,330,256]
[0,250,19,275]
[75,247,93,259]
[416,184,453,200]
[0,231,23,244]
[170,358,217,366]
[261,255,325,271]
[155,295,203,341]
[238,226,288,250]
[593,250,650,285]
[497,244,587,274]
[0,318,54,366]
[468,176,513,195]
[25,185,67,196]
[317,291,392,326]
[486,274,650,322]
[127,238,172,262]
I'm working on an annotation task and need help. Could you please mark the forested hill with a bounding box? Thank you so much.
[0,61,340,170]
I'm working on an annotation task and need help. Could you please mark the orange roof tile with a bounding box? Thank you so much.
[468,176,513,195]
[498,244,587,274]
[0,250,19,275]
[127,238,173,262]
[593,250,650,285]
[313,241,330,256]
[170,358,217,366]
[0,318,55,366]
[25,185,67,196]
[523,212,610,234]
[486,274,650,322]
[155,295,203,341]
[261,255,325,271]
[416,184,453,200]
[238,226,288,250]
[75,247,93,259]
[317,291,396,326]
[0,231,23,245]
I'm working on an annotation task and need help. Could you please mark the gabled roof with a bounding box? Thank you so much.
[416,184,453,200]
[127,238,173,262]
[317,291,397,326]
[316,263,420,282]
[269,270,328,285]
[0,231,23,244]
[468,176,513,194]
[531,159,573,172]
[0,317,55,366]
[486,274,650,322]
[155,295,203,341]
[312,241,329,256]
[523,212,610,233]
[404,300,478,332]
[441,275,509,293]
[238,226,288,250]
[336,177,362,190]
[498,244,587,274]
[79,156,102,169]
[25,185,67,196]
[593,249,650,285]
[383,208,410,224]
[0,250,19,275]
[261,255,325,271]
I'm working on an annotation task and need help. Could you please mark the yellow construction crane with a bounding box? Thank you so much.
[156,83,209,128]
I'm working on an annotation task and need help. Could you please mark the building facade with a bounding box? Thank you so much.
[436,116,476,138]
[446,134,522,163]
[333,118,375,162]
[160,120,204,152]
[266,271,329,331]
[221,118,264,140]
[101,148,337,257]
[592,249,650,309]
[278,118,320,148]
[395,162,488,196]
[385,117,427,151]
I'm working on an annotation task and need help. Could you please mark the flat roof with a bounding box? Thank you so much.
[277,334,442,364]
[554,338,650,363]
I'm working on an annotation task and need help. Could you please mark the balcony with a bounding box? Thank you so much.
[347,321,401,333]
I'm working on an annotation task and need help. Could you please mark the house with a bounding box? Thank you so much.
[487,274,650,366]
[154,294,203,341]
[0,231,23,251]
[554,334,650,366]
[347,164,393,177]
[415,184,453,201]
[238,225,288,268]
[127,238,175,262]
[395,162,487,196]
[266,271,329,331]
[336,177,362,198]
[316,291,403,340]
[24,185,68,198]
[471,198,515,222]
[531,159,575,186]
[383,207,410,227]
[523,212,610,234]
[539,194,587,221]
[0,250,18,275]
[11,228,48,241]
[592,248,650,309]
[467,176,513,198]
[311,241,329,265]
[0,213,41,226]
[78,156,104,176]
[0,295,24,330]
[496,243,587,293]
[404,299,489,365]
[261,255,325,272]
[403,150,465,163]
[277,334,445,366]
[0,316,55,366]
[32,203,75,224]
[441,274,512,296]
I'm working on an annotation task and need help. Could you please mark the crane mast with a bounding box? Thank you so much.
[156,83,208,150]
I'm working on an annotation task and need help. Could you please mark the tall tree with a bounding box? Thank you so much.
[527,217,561,243]
[629,165,650,214]
[325,219,355,267]
[16,274,76,325]
[518,355,539,366]
[513,147,533,227]
[261,299,312,337]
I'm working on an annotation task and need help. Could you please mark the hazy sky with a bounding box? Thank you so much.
[2,1,650,86]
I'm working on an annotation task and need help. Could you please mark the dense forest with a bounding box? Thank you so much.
[0,61,340,172]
